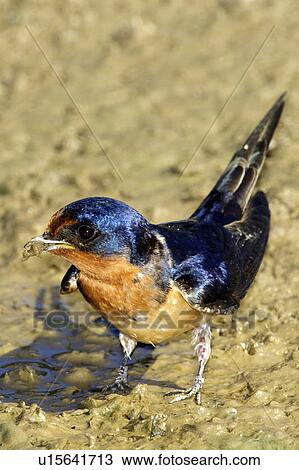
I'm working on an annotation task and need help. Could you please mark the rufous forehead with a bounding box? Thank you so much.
[47,208,77,235]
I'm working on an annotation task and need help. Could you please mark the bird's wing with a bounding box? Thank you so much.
[191,93,285,225]
[158,220,242,314]
[158,95,285,313]
[161,192,270,314]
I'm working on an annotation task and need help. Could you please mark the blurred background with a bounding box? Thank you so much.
[0,0,298,450]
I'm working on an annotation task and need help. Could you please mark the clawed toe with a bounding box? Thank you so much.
[164,388,188,397]
[165,387,202,404]
[97,380,132,395]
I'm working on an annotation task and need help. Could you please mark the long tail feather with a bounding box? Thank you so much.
[192,93,286,224]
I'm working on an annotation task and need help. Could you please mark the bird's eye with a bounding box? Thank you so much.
[77,224,97,241]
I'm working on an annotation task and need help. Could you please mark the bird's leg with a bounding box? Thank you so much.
[165,322,211,404]
[100,332,137,394]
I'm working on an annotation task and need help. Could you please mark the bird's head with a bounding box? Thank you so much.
[23,197,164,275]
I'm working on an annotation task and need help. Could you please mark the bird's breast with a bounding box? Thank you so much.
[56,249,203,344]
[79,272,202,344]
[117,288,203,344]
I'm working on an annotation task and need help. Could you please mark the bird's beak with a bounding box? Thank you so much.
[23,235,75,261]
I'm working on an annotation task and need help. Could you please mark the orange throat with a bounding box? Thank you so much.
[52,248,164,316]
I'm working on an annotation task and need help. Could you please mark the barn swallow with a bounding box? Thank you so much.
[23,94,285,404]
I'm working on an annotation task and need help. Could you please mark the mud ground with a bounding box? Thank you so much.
[0,0,298,450]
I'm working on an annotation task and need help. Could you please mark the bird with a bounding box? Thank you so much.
[23,93,285,404]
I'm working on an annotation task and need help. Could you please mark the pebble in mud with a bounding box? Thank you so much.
[2,366,39,389]
[148,413,168,437]
[63,367,96,388]
[247,390,272,406]
[16,404,46,425]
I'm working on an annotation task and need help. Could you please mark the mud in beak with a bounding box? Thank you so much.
[23,235,75,261]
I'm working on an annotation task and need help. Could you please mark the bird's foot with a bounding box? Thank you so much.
[91,364,131,396]
[95,378,131,395]
[165,379,203,404]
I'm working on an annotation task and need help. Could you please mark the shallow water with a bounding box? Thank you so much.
[0,0,298,450]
